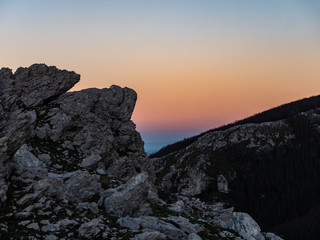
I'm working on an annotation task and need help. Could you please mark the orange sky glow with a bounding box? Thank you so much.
[1,1,320,146]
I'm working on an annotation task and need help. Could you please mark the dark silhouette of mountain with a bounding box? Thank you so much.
[153,94,320,239]
[229,113,320,239]
[150,94,320,158]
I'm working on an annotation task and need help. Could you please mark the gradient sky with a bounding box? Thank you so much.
[1,0,320,146]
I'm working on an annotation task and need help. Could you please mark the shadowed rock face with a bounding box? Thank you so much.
[0,64,79,202]
[30,85,151,180]
[0,64,153,203]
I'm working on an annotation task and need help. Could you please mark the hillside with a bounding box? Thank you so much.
[150,94,320,158]
[154,105,320,240]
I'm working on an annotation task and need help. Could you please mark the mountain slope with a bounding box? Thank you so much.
[154,106,320,240]
[150,94,320,158]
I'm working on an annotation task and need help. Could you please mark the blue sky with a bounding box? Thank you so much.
[1,0,320,154]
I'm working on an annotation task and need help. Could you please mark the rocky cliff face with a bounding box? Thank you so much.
[0,64,283,240]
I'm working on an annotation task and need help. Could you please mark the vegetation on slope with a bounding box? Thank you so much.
[150,94,320,158]
[232,112,320,240]
[154,106,320,239]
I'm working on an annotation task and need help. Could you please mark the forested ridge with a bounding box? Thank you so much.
[229,113,320,239]
[150,94,320,158]
[153,94,320,239]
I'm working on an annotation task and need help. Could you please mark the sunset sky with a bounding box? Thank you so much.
[1,0,320,152]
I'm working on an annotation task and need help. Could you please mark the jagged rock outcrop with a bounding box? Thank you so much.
[30,84,153,180]
[0,64,157,239]
[0,64,152,194]
[0,64,79,202]
[0,64,284,240]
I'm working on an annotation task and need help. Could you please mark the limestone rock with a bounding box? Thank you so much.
[27,223,40,231]
[42,223,60,232]
[263,232,284,240]
[2,64,80,108]
[44,235,58,240]
[77,202,99,214]
[57,218,78,228]
[0,64,79,203]
[164,216,202,234]
[32,178,67,201]
[168,196,233,229]
[79,154,101,170]
[217,174,228,193]
[78,219,105,238]
[13,145,46,175]
[65,171,101,202]
[229,212,264,240]
[133,231,165,240]
[103,172,153,217]
[117,216,188,240]
[187,233,202,240]
[0,109,36,202]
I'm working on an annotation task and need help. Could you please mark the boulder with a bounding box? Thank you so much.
[32,178,67,201]
[187,233,203,240]
[31,86,153,181]
[65,171,101,202]
[133,231,165,240]
[228,212,264,240]
[117,216,187,240]
[13,145,46,175]
[263,232,284,240]
[78,219,105,238]
[103,172,153,217]
[79,154,101,170]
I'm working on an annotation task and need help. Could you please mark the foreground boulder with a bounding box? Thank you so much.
[229,212,264,240]
[100,172,153,217]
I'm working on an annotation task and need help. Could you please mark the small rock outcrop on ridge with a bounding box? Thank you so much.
[0,64,283,239]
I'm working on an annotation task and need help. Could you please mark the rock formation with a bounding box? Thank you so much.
[0,64,79,203]
[0,64,283,239]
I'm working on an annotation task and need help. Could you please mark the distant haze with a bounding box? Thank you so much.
[1,0,320,148]
[141,129,201,155]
